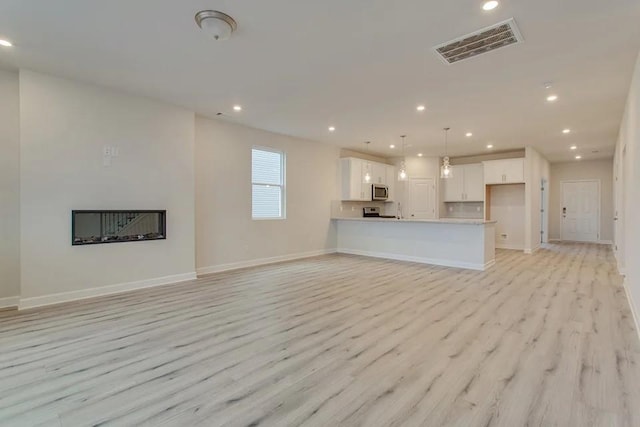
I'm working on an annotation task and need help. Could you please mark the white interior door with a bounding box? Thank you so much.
[408,178,436,219]
[561,180,600,242]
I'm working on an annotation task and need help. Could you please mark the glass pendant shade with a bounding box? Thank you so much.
[398,135,408,181]
[363,161,372,183]
[398,161,408,181]
[440,156,453,179]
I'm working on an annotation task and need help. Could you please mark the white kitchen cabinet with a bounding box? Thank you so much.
[443,165,464,202]
[340,158,370,201]
[463,163,485,201]
[442,163,484,202]
[371,163,387,185]
[385,165,395,202]
[483,158,525,184]
[340,157,395,201]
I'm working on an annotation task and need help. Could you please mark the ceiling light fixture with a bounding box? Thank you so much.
[398,135,409,181]
[328,126,336,132]
[546,94,558,102]
[233,105,242,112]
[487,144,494,149]
[562,128,571,134]
[466,132,473,137]
[441,128,453,179]
[575,155,582,160]
[570,145,577,150]
[418,153,423,157]
[417,105,426,112]
[195,10,237,41]
[0,39,12,47]
[389,144,395,149]
[482,1,499,11]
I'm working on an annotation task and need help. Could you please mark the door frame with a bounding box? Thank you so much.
[541,178,548,244]
[560,179,601,242]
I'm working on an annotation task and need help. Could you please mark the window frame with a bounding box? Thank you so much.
[251,146,286,220]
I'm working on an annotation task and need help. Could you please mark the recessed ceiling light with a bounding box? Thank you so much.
[562,128,571,134]
[570,145,577,150]
[233,105,242,112]
[328,126,336,132]
[487,144,494,149]
[416,105,426,112]
[389,144,395,149]
[546,94,558,102]
[0,39,12,47]
[417,153,423,157]
[575,155,582,160]
[482,1,499,11]
[466,132,473,137]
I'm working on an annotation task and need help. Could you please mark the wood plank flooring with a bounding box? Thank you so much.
[1,243,639,426]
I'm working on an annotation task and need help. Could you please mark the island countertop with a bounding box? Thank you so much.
[333,216,496,270]
[331,217,496,225]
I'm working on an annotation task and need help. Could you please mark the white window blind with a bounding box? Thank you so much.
[252,148,285,219]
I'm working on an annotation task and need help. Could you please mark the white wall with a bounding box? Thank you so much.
[489,184,526,250]
[195,116,339,273]
[548,159,614,242]
[615,51,640,325]
[525,146,550,252]
[0,69,20,305]
[19,71,196,303]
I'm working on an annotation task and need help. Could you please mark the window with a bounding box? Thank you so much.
[252,147,285,219]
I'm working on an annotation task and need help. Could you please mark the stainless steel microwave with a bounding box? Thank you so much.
[372,184,389,201]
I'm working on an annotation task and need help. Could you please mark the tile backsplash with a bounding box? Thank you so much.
[331,200,390,218]
[443,202,484,219]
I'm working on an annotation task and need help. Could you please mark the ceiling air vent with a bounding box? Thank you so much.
[434,18,523,64]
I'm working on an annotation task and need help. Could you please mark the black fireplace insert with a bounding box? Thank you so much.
[72,210,166,245]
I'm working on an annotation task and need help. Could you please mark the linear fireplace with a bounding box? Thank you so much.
[72,210,166,245]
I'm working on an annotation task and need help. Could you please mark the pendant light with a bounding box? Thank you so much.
[398,135,408,181]
[440,127,453,179]
[363,141,372,184]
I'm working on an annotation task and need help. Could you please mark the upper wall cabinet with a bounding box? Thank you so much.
[443,163,484,202]
[385,164,396,202]
[340,157,394,201]
[340,158,369,201]
[483,158,525,185]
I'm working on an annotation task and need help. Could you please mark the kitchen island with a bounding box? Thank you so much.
[332,217,496,270]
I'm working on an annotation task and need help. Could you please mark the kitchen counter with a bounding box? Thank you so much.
[331,217,496,225]
[333,217,496,271]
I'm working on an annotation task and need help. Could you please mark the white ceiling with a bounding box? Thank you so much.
[1,0,639,162]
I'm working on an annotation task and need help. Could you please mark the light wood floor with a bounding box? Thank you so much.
[1,243,639,427]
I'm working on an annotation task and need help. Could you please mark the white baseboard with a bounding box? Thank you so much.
[623,278,640,343]
[197,249,337,276]
[547,239,612,245]
[0,296,19,310]
[496,243,525,251]
[524,244,541,255]
[337,248,493,271]
[18,272,197,310]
